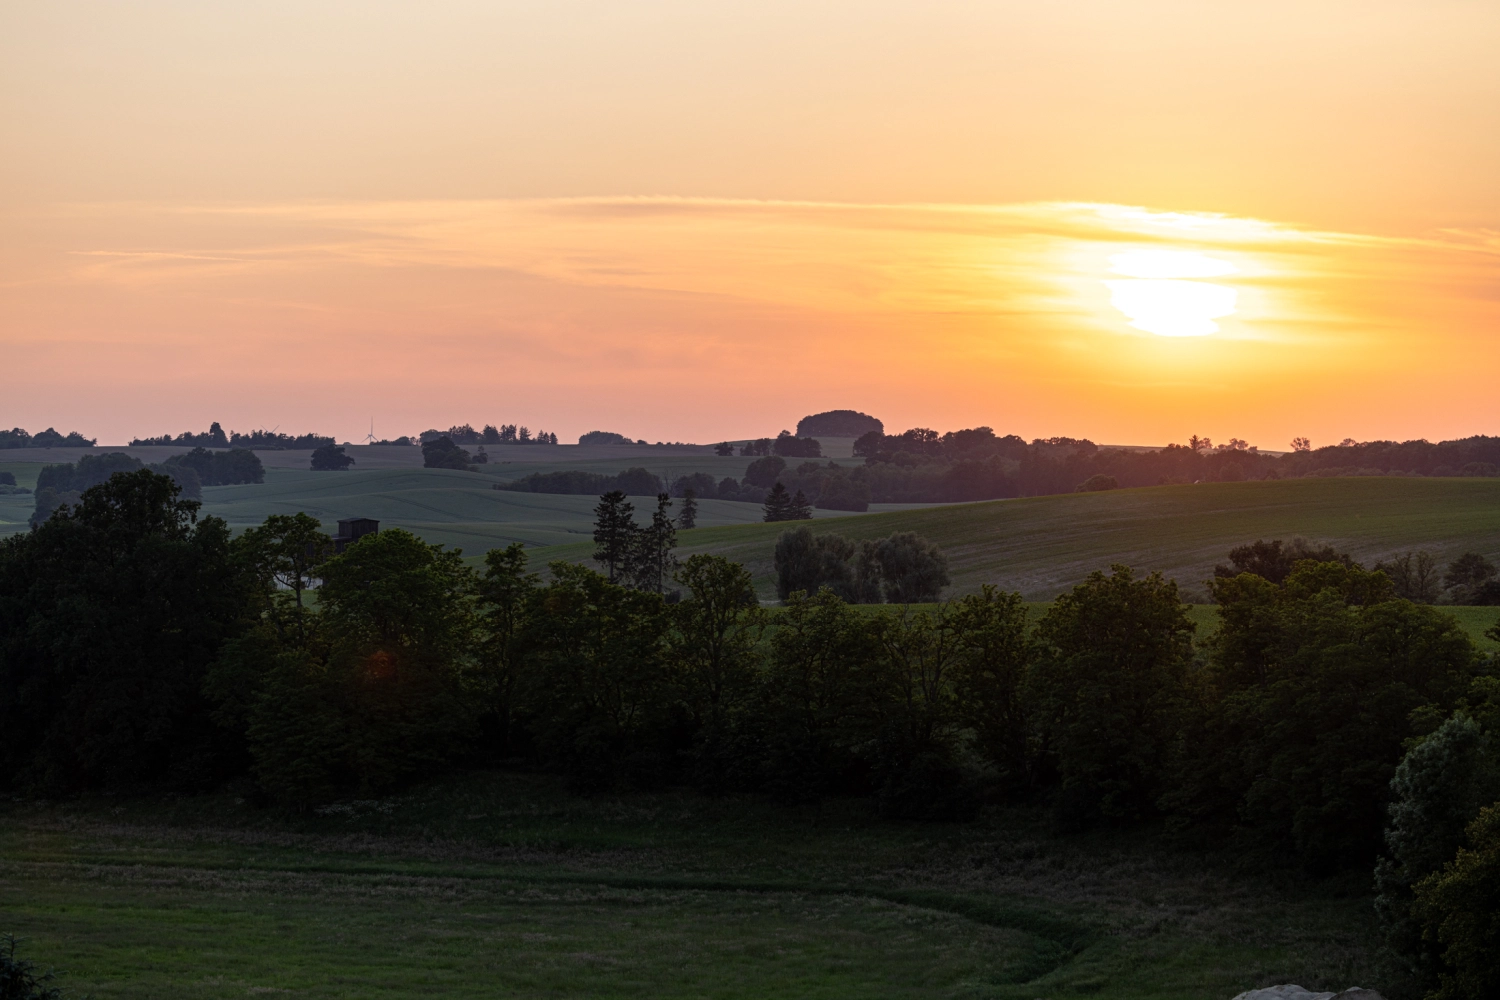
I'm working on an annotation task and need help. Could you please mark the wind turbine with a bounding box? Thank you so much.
[365,418,376,445]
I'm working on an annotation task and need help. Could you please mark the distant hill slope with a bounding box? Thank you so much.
[529,476,1500,601]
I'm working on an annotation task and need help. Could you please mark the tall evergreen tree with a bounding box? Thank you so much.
[789,489,814,520]
[632,493,678,594]
[763,482,792,522]
[679,489,699,529]
[592,490,636,583]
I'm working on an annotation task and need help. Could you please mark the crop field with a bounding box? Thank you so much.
[0,774,1387,1000]
[534,476,1500,602]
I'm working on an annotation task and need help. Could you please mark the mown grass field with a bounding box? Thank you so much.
[534,476,1500,602]
[0,774,1389,1000]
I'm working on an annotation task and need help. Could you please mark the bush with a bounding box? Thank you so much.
[1074,474,1118,492]
[421,436,473,471]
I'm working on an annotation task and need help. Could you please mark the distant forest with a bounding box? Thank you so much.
[131,422,333,450]
[422,424,560,446]
[0,427,95,449]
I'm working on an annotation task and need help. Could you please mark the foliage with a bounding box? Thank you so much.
[1379,551,1442,604]
[163,446,265,485]
[309,443,355,471]
[743,456,787,488]
[0,470,247,794]
[503,467,663,495]
[473,543,539,759]
[1181,562,1477,869]
[0,935,67,1000]
[523,562,674,790]
[1074,474,1118,492]
[578,430,631,445]
[592,490,635,584]
[762,482,794,522]
[631,494,678,594]
[950,586,1037,795]
[421,435,474,471]
[1029,566,1195,826]
[1444,552,1497,605]
[0,426,96,449]
[1213,537,1353,584]
[678,489,698,529]
[796,409,884,438]
[1412,804,1500,1000]
[1376,716,1500,980]
[875,531,951,603]
[773,432,822,458]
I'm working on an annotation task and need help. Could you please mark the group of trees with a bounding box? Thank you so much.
[795,410,884,439]
[773,527,950,604]
[0,427,95,449]
[2,469,1497,997]
[421,424,560,446]
[130,423,333,450]
[30,449,265,524]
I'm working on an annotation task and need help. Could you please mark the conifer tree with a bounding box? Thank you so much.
[763,482,792,522]
[789,489,814,520]
[679,489,699,529]
[592,490,636,583]
[631,493,678,593]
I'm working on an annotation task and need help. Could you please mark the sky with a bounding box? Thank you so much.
[2,1,1498,447]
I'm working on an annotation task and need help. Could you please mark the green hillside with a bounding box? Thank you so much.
[533,476,1500,602]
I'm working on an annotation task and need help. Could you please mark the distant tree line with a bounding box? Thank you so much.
[131,422,334,450]
[796,409,884,438]
[2,470,1497,999]
[421,424,560,446]
[0,427,96,449]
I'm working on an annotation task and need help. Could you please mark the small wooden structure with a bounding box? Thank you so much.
[333,517,379,553]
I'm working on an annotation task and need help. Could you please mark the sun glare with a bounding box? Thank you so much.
[1104,249,1238,337]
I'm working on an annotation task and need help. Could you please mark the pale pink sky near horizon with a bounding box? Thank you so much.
[3,1,1498,448]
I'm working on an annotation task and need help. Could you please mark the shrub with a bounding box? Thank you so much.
[1074,474,1118,492]
[875,532,950,603]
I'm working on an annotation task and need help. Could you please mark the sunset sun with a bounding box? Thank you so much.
[1104,249,1239,337]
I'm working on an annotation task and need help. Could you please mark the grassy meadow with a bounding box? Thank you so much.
[0,774,1389,1000]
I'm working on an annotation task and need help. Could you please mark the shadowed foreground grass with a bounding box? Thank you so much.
[0,773,1391,1000]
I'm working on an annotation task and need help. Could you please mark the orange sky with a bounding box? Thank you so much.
[2,2,1498,447]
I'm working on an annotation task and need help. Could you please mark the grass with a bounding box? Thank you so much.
[0,773,1393,1000]
[533,476,1500,601]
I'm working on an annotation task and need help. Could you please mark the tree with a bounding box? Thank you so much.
[875,531,950,603]
[1186,562,1477,869]
[744,455,788,487]
[1291,436,1311,452]
[1412,803,1500,1000]
[592,490,636,584]
[774,526,851,601]
[310,443,355,471]
[1445,553,1497,605]
[762,482,793,522]
[0,470,248,794]
[1376,716,1500,982]
[679,489,699,529]
[1028,566,1194,826]
[951,585,1037,796]
[714,441,734,456]
[1,934,68,1000]
[421,435,473,471]
[475,543,539,759]
[631,493,678,594]
[788,489,813,520]
[1213,537,1353,584]
[233,513,332,639]
[762,588,879,802]
[869,605,977,819]
[1074,474,1118,492]
[524,562,673,790]
[1380,551,1443,604]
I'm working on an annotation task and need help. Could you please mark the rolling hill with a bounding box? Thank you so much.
[531,476,1500,602]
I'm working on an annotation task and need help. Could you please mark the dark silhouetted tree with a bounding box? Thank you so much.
[789,489,813,520]
[310,443,355,471]
[592,490,636,584]
[679,489,698,529]
[762,482,793,522]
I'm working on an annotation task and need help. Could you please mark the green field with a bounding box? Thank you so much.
[0,775,1388,1000]
[535,476,1500,602]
